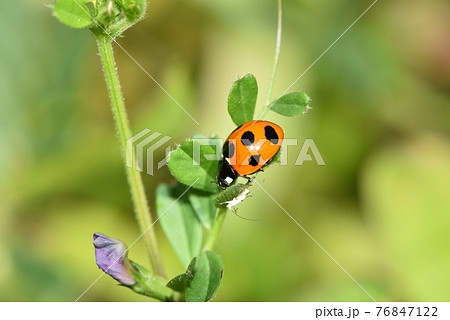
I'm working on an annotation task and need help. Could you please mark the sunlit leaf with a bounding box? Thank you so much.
[228,74,258,126]
[168,138,220,193]
[269,92,311,117]
[53,0,93,29]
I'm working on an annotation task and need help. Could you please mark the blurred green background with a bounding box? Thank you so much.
[1,0,449,301]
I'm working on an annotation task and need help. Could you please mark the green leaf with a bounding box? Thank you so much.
[156,184,202,267]
[269,92,311,117]
[166,258,196,293]
[188,190,217,229]
[53,0,94,29]
[166,273,193,293]
[168,138,221,193]
[186,251,224,302]
[228,73,258,126]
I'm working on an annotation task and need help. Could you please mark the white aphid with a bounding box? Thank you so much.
[225,189,250,208]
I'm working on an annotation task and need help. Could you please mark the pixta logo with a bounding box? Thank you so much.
[126,129,172,175]
[127,129,325,176]
[191,137,325,166]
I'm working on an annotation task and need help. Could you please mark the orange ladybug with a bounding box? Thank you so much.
[217,120,284,189]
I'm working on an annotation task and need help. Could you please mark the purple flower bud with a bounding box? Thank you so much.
[93,233,136,286]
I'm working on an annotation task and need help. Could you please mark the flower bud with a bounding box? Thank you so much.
[96,0,120,27]
[115,0,147,22]
[93,233,136,286]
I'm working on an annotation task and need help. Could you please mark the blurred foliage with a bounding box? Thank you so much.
[0,0,449,301]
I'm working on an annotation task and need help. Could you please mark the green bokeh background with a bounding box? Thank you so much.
[1,0,449,301]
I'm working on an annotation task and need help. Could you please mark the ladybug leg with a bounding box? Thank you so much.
[241,175,256,185]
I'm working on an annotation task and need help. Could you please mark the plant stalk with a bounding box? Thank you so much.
[95,33,166,278]
[265,0,283,108]
[203,207,228,251]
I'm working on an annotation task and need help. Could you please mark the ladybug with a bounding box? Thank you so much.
[217,120,284,189]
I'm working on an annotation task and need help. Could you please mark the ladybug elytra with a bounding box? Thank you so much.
[217,120,284,189]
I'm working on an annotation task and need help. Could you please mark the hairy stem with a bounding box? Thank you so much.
[265,0,283,107]
[203,207,228,251]
[109,18,136,38]
[95,33,166,278]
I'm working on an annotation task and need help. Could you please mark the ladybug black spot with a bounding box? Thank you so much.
[249,155,260,166]
[264,125,278,144]
[241,131,254,146]
[223,141,235,158]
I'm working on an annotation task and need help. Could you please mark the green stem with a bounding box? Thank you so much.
[265,0,283,107]
[203,207,228,251]
[109,18,135,38]
[130,262,176,301]
[95,33,166,279]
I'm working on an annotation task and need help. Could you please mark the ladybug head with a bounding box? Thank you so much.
[217,159,238,189]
